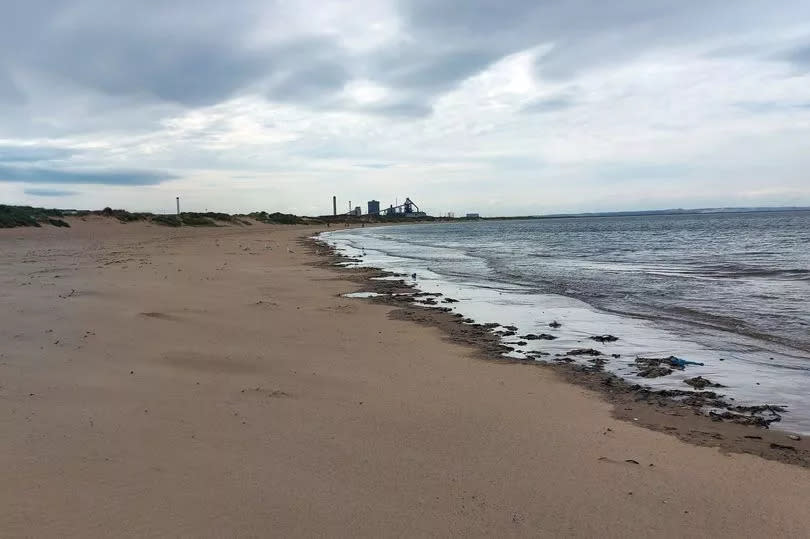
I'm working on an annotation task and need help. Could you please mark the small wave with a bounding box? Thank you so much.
[656,264,810,281]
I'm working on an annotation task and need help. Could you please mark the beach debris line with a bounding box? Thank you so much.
[590,334,619,343]
[323,243,807,441]
[566,348,603,356]
[684,376,725,389]
[637,367,671,378]
[521,333,557,340]
[709,404,787,427]
[633,356,704,378]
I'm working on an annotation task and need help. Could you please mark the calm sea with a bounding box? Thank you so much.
[324,211,810,432]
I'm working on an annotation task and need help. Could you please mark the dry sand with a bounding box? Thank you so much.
[1,217,809,538]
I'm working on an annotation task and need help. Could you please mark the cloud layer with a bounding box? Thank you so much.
[1,1,809,215]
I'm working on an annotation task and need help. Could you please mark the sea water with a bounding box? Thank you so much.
[322,211,810,433]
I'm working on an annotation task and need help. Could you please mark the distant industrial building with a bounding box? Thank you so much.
[466,213,480,219]
[383,197,425,217]
[326,195,429,218]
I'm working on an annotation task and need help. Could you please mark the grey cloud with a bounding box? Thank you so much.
[0,70,24,104]
[0,1,497,123]
[371,48,499,91]
[0,1,351,109]
[786,44,810,67]
[0,165,173,185]
[360,100,433,118]
[269,61,351,103]
[24,187,80,197]
[23,31,270,108]
[355,47,500,115]
[522,96,574,114]
[401,0,810,81]
[5,0,805,125]
[0,0,808,155]
[0,145,77,162]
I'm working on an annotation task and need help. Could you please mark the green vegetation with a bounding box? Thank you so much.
[150,214,182,227]
[1,204,314,229]
[178,213,216,226]
[101,207,151,222]
[0,205,66,228]
[249,211,305,224]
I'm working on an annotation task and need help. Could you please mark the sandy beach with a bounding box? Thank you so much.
[2,217,809,538]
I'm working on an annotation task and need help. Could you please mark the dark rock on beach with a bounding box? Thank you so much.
[522,333,557,341]
[588,357,608,371]
[567,348,603,356]
[684,376,725,389]
[637,366,673,378]
[710,411,776,428]
[634,356,689,378]
[548,320,562,328]
[554,356,575,363]
[733,404,787,415]
[590,335,619,343]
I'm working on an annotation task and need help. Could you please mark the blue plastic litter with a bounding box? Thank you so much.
[671,357,704,368]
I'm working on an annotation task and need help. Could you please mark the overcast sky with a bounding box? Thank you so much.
[1,1,809,216]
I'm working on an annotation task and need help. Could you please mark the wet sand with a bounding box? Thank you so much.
[1,217,809,537]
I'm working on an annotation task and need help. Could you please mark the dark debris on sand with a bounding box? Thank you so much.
[566,348,603,356]
[634,356,685,378]
[590,335,619,343]
[521,333,557,340]
[684,376,725,389]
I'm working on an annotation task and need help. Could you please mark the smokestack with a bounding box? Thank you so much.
[332,196,336,216]
[176,197,180,215]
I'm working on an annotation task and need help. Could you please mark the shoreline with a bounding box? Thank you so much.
[3,219,810,536]
[308,234,810,468]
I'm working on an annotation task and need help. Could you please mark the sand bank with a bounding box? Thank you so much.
[1,217,809,537]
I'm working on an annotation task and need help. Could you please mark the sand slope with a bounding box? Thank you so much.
[1,218,808,537]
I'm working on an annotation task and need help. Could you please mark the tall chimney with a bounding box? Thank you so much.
[332,196,336,216]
